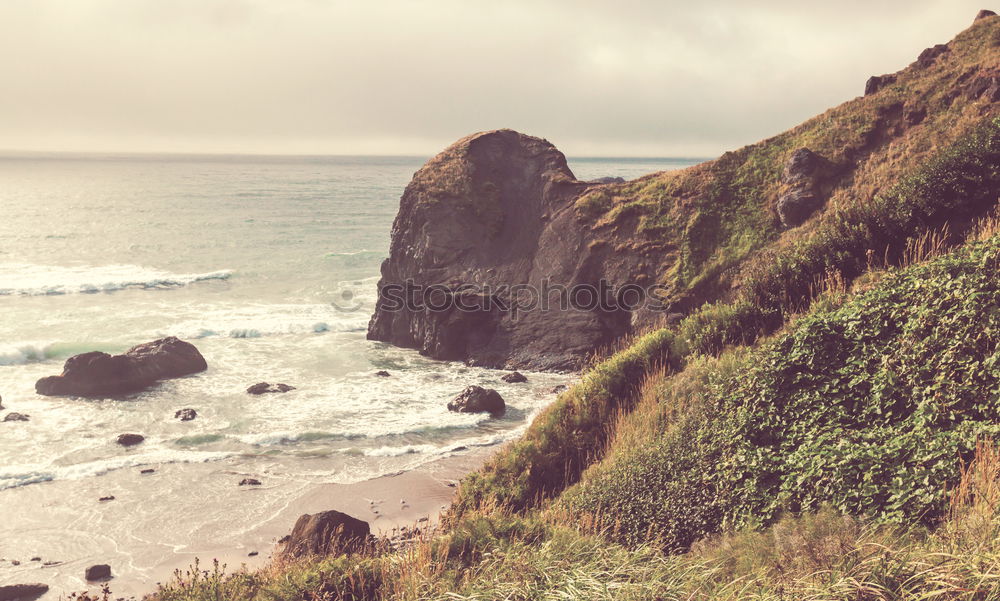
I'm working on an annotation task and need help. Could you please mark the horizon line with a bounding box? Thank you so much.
[0,147,714,162]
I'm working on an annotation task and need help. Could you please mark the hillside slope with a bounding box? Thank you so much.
[369,12,1000,371]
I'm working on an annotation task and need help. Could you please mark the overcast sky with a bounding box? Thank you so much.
[0,0,991,157]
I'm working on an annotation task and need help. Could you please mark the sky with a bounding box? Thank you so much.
[0,0,992,157]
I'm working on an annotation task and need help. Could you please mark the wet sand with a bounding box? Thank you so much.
[0,448,492,600]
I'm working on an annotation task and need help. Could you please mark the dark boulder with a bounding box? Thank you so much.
[84,564,112,581]
[447,386,505,416]
[3,413,29,422]
[35,337,206,398]
[116,433,144,447]
[374,370,391,377]
[175,408,197,421]
[367,129,622,371]
[777,148,829,228]
[865,74,897,96]
[0,584,49,601]
[239,478,262,486]
[246,382,295,395]
[280,510,371,557]
[976,9,997,21]
[500,372,527,383]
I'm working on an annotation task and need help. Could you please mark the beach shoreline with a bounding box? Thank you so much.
[1,446,494,600]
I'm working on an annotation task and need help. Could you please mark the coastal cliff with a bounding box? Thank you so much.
[370,11,1000,371]
[367,129,651,371]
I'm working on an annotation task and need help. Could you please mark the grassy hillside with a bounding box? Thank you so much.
[140,13,1000,601]
[451,15,1000,517]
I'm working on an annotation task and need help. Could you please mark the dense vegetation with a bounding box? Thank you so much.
[565,234,1000,550]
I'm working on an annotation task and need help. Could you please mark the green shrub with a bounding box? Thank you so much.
[565,236,1000,550]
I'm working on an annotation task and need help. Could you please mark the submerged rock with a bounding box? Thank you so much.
[35,337,207,398]
[281,510,371,557]
[84,564,112,581]
[3,413,29,422]
[175,408,197,421]
[246,382,295,395]
[239,478,262,486]
[374,370,391,377]
[0,584,49,601]
[447,386,505,416]
[116,433,144,447]
[500,371,527,383]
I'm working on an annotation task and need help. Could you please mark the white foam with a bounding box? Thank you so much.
[0,262,232,296]
[167,303,366,340]
[0,342,52,366]
[0,449,235,491]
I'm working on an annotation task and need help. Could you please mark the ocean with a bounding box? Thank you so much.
[0,152,700,592]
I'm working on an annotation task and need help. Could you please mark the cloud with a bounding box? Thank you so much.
[0,0,989,156]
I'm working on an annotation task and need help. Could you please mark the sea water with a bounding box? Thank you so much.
[0,152,699,591]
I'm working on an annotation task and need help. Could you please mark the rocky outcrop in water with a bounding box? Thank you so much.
[84,564,112,581]
[175,408,197,421]
[246,382,295,395]
[447,386,505,416]
[116,433,144,447]
[35,337,207,398]
[367,129,658,371]
[3,413,29,422]
[281,510,371,557]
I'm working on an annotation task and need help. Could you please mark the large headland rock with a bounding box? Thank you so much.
[367,129,662,371]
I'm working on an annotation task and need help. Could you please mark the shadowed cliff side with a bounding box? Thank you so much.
[367,129,656,370]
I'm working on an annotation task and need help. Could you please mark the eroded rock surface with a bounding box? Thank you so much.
[35,337,206,397]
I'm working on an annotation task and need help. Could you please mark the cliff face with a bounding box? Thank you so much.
[370,14,1000,371]
[367,129,657,370]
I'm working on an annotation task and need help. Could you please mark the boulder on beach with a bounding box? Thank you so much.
[116,433,145,447]
[3,413,29,422]
[500,371,527,383]
[246,382,295,395]
[35,337,207,398]
[447,386,505,416]
[281,510,371,558]
[85,564,112,581]
[175,408,197,421]
[0,583,49,601]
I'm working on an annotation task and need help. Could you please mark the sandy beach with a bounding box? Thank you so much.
[0,447,493,600]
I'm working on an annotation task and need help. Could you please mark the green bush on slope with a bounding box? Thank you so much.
[564,235,1000,551]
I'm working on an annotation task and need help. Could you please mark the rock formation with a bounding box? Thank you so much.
[85,564,112,581]
[777,148,829,228]
[3,413,29,422]
[501,371,527,383]
[281,510,371,557]
[0,583,48,601]
[367,129,653,371]
[116,433,144,447]
[447,386,505,416]
[175,408,197,421]
[246,382,295,395]
[35,337,206,397]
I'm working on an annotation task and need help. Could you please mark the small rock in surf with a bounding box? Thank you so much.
[116,433,144,447]
[175,408,197,421]
[246,382,295,395]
